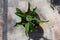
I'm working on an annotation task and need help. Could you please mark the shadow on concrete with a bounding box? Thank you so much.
[3,0,8,40]
[51,0,60,6]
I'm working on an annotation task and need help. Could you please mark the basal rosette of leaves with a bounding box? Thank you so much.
[15,2,48,36]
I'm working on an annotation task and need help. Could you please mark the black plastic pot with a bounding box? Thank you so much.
[28,25,44,40]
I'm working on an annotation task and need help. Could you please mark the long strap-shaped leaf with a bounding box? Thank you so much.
[15,22,25,27]
[25,22,30,36]
[16,8,26,18]
[16,8,23,13]
[32,7,37,14]
[27,2,30,12]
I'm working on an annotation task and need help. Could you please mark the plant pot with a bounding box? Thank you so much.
[28,25,44,40]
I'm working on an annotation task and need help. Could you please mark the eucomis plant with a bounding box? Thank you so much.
[15,2,48,36]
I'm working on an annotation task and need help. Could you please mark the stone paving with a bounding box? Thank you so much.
[0,16,2,40]
[0,0,60,40]
[0,0,3,39]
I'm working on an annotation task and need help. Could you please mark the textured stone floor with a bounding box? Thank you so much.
[0,17,2,40]
[0,0,60,40]
[0,1,3,39]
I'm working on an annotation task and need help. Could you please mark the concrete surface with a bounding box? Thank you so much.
[0,0,3,40]
[0,0,60,40]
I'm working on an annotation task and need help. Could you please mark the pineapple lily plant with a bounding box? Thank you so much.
[15,2,48,36]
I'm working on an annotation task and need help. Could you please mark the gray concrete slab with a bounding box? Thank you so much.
[8,0,19,7]
[0,0,3,40]
[0,0,3,8]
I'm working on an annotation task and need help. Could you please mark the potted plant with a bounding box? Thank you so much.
[15,2,48,37]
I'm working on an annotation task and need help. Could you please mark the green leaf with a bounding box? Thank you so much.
[32,17,49,24]
[26,2,32,15]
[27,2,30,12]
[27,2,37,16]
[26,15,33,21]
[32,7,37,14]
[16,8,23,13]
[15,12,25,18]
[15,22,22,27]
[16,8,26,18]
[40,20,49,23]
[32,17,40,23]
[25,22,30,36]
[15,22,25,27]
[29,22,35,32]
